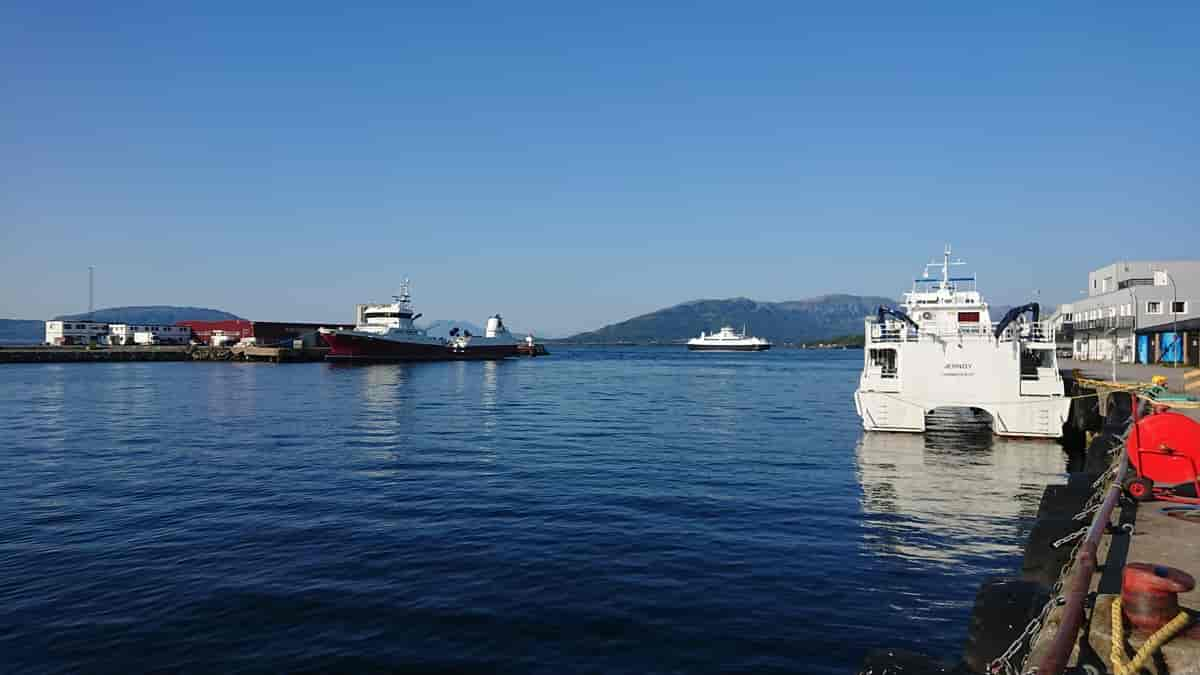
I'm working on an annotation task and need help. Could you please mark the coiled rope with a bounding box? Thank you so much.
[1109,597,1192,675]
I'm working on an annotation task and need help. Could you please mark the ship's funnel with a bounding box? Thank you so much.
[486,315,506,337]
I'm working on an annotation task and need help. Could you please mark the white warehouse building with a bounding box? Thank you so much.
[44,320,110,345]
[1060,259,1199,365]
[107,324,192,345]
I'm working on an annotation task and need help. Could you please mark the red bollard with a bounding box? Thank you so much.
[1121,563,1195,632]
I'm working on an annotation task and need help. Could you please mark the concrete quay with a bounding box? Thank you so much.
[861,385,1200,675]
[1022,396,1200,675]
[0,344,331,363]
[0,345,191,362]
[1062,358,1200,423]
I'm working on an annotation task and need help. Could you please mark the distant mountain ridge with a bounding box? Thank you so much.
[56,306,243,324]
[565,295,895,344]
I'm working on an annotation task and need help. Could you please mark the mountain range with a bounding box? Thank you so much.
[564,295,895,344]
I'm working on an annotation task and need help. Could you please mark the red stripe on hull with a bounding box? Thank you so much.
[321,332,520,362]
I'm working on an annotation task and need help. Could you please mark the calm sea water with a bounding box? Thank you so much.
[0,348,1066,674]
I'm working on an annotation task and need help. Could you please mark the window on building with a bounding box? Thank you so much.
[1147,301,1162,315]
[1107,307,1116,318]
[1119,278,1153,289]
[1172,301,1188,314]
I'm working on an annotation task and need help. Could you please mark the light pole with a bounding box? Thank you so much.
[1129,284,1137,365]
[1168,270,1178,364]
[1157,268,1179,364]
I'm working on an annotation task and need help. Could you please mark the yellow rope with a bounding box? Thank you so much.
[1073,371,1200,409]
[1110,597,1192,675]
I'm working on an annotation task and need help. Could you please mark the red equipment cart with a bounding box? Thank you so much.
[1124,405,1200,504]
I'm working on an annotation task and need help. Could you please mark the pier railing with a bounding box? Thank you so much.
[1034,438,1130,674]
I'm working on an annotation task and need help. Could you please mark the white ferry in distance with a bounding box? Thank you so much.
[853,246,1070,438]
[687,325,772,351]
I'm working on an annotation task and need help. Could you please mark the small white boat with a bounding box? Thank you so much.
[687,325,771,351]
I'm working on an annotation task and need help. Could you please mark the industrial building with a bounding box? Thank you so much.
[44,320,109,345]
[108,323,192,345]
[178,320,354,347]
[1059,259,1199,365]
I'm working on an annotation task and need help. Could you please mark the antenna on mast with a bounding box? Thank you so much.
[942,244,951,289]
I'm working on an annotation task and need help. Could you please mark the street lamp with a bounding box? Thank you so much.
[1156,268,1179,364]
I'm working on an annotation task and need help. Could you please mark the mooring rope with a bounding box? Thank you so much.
[1109,597,1192,675]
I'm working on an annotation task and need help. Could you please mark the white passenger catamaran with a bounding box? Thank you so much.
[853,246,1070,438]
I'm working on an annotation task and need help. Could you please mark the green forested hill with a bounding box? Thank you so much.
[566,295,894,344]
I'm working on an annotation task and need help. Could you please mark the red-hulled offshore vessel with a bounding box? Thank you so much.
[319,281,522,361]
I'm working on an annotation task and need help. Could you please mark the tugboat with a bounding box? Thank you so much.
[319,281,521,361]
[687,325,772,351]
[853,246,1070,438]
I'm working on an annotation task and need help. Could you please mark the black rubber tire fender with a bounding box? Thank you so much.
[962,577,1048,674]
[1021,518,1081,588]
[1035,484,1096,520]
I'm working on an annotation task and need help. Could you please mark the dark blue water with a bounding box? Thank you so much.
[0,348,1066,674]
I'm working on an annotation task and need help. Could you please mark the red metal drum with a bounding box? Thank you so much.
[1126,412,1200,486]
[1121,562,1195,632]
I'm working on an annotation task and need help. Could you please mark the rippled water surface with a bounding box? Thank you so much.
[0,348,1067,674]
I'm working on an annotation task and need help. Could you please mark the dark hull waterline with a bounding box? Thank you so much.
[321,332,520,361]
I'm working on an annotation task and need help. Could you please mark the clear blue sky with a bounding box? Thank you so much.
[2,2,1197,335]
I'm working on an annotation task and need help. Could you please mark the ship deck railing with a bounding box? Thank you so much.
[869,320,1056,344]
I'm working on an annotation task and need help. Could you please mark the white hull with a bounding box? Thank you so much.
[854,392,1070,438]
[854,338,1069,438]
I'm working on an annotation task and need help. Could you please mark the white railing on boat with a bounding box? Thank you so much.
[869,320,1055,344]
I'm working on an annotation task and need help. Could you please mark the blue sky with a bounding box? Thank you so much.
[2,2,1197,335]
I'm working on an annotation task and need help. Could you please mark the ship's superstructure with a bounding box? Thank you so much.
[853,246,1070,438]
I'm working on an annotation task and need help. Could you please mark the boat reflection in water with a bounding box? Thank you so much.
[856,408,1068,565]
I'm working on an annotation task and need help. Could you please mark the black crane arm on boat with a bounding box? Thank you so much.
[876,306,919,331]
[992,302,1040,339]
